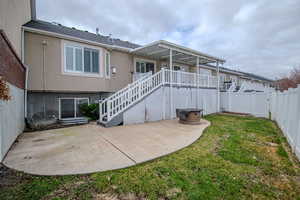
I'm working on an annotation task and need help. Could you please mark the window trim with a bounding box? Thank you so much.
[134,57,157,74]
[58,97,89,119]
[62,40,102,78]
[105,51,111,79]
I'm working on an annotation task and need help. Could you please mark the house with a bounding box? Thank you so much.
[0,0,274,161]
[22,19,273,125]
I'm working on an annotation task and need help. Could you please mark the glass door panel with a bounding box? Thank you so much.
[61,99,75,119]
[140,62,146,73]
[76,99,89,118]
[146,63,154,73]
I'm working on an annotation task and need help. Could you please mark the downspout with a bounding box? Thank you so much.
[21,27,28,119]
[42,40,47,118]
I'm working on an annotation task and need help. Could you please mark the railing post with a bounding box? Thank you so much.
[207,75,210,87]
[139,81,142,98]
[162,68,165,85]
[107,100,111,121]
[99,100,102,122]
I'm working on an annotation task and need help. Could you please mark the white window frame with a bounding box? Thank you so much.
[134,58,157,73]
[62,41,102,78]
[105,51,111,79]
[58,97,89,119]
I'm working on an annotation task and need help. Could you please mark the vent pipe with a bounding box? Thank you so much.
[30,0,37,20]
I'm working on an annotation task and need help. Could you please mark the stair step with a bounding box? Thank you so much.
[59,118,89,125]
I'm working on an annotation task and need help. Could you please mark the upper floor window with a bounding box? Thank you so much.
[64,43,100,75]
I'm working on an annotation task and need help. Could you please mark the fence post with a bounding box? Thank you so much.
[294,85,300,157]
[228,91,231,111]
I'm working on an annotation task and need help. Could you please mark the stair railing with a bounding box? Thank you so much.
[99,68,218,123]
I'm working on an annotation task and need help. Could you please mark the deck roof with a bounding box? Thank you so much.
[131,40,225,65]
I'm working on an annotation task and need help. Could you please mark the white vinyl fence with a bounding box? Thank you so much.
[0,83,25,161]
[221,85,300,160]
[220,91,270,118]
[270,85,300,159]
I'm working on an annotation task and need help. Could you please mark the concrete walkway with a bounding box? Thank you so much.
[3,119,210,175]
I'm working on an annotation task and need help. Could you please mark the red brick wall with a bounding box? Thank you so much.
[0,30,25,89]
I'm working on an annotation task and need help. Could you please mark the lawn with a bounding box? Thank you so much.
[0,114,300,200]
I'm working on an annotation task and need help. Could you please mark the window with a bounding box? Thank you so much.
[64,44,100,75]
[174,66,181,71]
[84,48,99,73]
[135,60,155,74]
[60,98,89,119]
[105,52,110,78]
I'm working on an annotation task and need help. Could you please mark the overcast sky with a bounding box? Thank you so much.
[36,0,300,79]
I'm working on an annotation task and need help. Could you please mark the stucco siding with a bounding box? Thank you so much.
[0,0,31,57]
[24,32,133,92]
[109,50,133,91]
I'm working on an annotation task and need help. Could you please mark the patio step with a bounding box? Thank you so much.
[59,118,89,125]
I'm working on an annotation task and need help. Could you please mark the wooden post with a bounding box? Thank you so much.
[217,61,220,113]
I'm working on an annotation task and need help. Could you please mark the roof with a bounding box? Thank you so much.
[23,20,141,49]
[241,72,274,82]
[204,64,273,82]
[131,40,225,65]
[23,20,272,82]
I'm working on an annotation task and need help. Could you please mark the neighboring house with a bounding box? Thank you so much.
[0,0,33,161]
[22,19,273,123]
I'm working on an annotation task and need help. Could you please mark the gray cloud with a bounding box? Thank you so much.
[37,0,300,79]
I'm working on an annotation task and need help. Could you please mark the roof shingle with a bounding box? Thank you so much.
[23,20,141,49]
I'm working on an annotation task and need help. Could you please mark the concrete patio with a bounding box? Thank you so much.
[3,119,210,175]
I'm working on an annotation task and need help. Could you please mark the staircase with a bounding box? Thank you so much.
[99,68,218,127]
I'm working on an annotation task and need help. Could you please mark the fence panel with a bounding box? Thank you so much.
[270,86,300,159]
[220,92,269,118]
[221,87,300,160]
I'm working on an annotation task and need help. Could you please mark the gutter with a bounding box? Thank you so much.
[22,26,133,53]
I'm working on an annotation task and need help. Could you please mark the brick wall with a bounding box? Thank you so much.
[0,30,25,89]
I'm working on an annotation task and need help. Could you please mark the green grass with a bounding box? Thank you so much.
[1,114,300,200]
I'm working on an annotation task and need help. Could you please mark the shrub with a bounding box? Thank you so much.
[0,76,11,101]
[79,103,99,120]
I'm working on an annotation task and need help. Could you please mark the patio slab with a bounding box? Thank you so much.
[3,119,210,175]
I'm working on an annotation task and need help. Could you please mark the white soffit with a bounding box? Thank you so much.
[131,40,225,65]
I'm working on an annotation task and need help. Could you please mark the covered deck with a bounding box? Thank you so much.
[131,40,225,73]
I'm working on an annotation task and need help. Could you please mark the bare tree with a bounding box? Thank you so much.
[290,67,300,84]
[275,65,300,91]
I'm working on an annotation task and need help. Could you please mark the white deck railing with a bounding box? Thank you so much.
[99,68,218,123]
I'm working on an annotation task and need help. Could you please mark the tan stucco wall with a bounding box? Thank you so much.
[24,32,134,92]
[0,0,31,57]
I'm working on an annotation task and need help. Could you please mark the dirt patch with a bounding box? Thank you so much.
[0,164,25,187]
[220,112,252,117]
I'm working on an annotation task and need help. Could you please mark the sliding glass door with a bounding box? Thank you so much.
[60,98,89,119]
